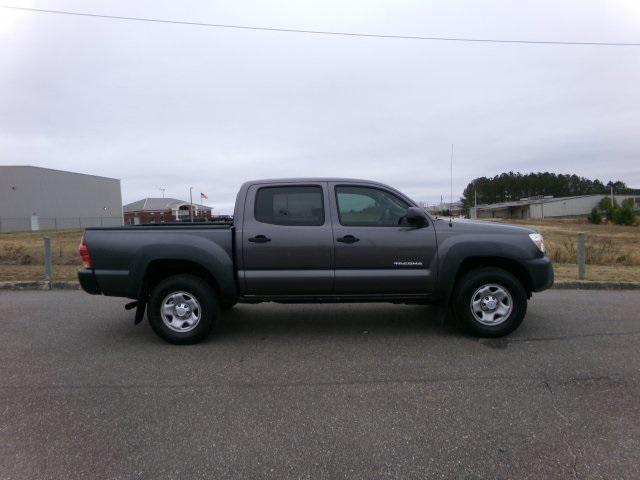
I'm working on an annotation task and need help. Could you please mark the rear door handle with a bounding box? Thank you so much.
[248,235,271,243]
[336,235,359,244]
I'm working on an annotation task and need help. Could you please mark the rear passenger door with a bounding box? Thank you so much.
[241,183,334,295]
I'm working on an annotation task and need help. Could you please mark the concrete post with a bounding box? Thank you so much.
[44,237,53,284]
[577,232,586,280]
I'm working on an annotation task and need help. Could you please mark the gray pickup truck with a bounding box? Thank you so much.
[79,178,553,344]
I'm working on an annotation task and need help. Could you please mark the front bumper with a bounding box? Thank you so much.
[78,269,101,295]
[523,256,554,292]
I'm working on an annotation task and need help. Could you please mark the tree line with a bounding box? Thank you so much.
[460,172,638,210]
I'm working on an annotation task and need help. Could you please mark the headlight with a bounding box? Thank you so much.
[529,233,546,254]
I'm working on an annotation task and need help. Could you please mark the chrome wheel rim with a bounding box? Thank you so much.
[161,291,201,332]
[470,283,513,326]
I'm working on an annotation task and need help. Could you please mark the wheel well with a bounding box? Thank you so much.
[141,259,220,298]
[453,257,533,297]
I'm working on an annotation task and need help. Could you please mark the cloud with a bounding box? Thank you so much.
[1,0,638,213]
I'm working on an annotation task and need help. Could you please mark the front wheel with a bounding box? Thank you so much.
[451,267,527,337]
[148,274,218,344]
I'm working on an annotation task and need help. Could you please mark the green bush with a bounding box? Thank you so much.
[587,207,602,224]
[621,198,635,209]
[612,203,636,226]
[598,197,618,220]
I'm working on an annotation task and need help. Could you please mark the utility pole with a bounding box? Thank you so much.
[449,144,454,209]
[473,182,477,219]
[189,187,194,223]
[611,184,615,207]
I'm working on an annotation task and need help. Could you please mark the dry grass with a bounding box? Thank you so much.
[553,263,640,283]
[0,230,84,281]
[0,264,79,281]
[1,222,639,283]
[492,218,640,267]
[0,229,83,266]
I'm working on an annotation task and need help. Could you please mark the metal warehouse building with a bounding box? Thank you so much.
[470,194,640,220]
[0,165,122,232]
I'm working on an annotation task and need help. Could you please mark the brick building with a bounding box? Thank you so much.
[123,198,212,225]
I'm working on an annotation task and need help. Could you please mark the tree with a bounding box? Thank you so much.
[460,172,636,212]
[587,208,601,224]
[609,199,637,226]
[598,197,619,221]
[612,201,636,225]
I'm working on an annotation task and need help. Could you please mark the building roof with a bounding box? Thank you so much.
[0,165,120,181]
[474,194,605,211]
[123,198,211,213]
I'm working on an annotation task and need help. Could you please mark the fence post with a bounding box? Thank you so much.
[44,237,53,286]
[577,232,585,280]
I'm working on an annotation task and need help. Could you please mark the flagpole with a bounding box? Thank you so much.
[189,187,194,223]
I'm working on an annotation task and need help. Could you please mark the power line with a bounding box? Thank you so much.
[2,4,639,47]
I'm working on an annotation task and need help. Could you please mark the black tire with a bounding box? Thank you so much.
[451,267,527,337]
[148,274,218,344]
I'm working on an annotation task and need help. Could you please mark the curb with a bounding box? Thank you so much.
[1,280,639,291]
[552,281,640,290]
[0,281,81,291]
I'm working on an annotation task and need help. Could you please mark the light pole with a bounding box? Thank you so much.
[189,187,194,223]
[159,188,165,198]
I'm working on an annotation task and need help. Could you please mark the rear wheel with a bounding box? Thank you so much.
[148,274,218,344]
[452,267,527,337]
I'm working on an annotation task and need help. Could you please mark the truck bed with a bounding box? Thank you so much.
[81,225,236,301]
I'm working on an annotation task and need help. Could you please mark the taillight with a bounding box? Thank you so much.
[79,235,94,269]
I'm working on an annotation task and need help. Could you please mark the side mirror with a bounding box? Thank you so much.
[405,207,429,227]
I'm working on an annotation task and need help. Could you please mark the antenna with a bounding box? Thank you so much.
[449,144,454,226]
[450,144,453,207]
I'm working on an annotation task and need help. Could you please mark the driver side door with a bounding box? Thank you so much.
[329,183,437,295]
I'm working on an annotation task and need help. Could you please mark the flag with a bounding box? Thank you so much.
[200,192,208,200]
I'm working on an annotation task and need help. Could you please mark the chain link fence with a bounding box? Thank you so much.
[0,216,123,233]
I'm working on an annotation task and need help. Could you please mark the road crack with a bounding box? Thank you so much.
[544,379,578,479]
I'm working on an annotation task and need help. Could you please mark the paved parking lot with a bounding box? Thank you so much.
[1,289,639,479]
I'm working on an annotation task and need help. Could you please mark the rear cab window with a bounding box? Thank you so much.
[255,186,325,226]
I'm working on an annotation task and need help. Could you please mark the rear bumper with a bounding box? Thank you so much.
[523,256,554,292]
[78,269,101,295]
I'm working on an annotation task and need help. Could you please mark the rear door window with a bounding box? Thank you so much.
[254,186,324,226]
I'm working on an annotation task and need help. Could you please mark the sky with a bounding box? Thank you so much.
[1,0,639,213]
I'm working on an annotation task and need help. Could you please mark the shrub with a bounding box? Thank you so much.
[598,197,618,220]
[587,207,601,224]
[612,203,636,226]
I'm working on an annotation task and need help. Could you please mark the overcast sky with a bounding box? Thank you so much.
[1,1,639,213]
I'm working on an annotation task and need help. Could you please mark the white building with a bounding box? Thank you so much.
[470,194,640,220]
[0,165,122,232]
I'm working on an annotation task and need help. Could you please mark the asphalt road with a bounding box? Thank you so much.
[1,290,639,479]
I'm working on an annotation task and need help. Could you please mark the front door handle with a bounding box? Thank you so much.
[336,235,360,244]
[248,235,271,243]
